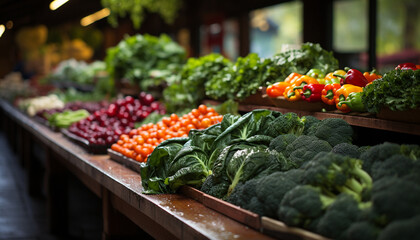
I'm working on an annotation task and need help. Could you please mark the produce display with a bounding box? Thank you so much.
[205,43,339,101]
[266,66,385,112]
[68,92,165,145]
[19,94,65,116]
[3,34,419,240]
[105,34,185,91]
[111,104,223,162]
[141,109,420,240]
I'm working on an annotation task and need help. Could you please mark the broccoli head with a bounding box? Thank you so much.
[277,185,335,229]
[302,115,320,135]
[269,134,298,153]
[284,135,332,167]
[264,112,306,137]
[332,142,362,158]
[226,178,265,216]
[343,221,381,240]
[200,174,230,199]
[378,215,420,240]
[302,152,372,202]
[359,142,420,175]
[254,170,303,218]
[370,154,415,181]
[316,193,371,240]
[307,118,353,147]
[371,176,420,225]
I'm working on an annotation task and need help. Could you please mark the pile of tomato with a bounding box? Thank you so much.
[111,104,223,162]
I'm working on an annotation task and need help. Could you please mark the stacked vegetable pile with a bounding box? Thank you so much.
[68,92,165,146]
[111,104,223,162]
[18,94,65,116]
[105,34,186,91]
[140,109,420,240]
[163,43,338,112]
[266,63,420,113]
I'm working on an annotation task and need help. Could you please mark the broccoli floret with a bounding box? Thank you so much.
[343,221,381,240]
[265,112,305,137]
[307,118,353,147]
[245,196,265,216]
[269,134,298,153]
[201,174,230,199]
[277,185,335,229]
[254,170,302,218]
[332,143,362,158]
[302,115,320,135]
[361,142,420,177]
[227,178,258,208]
[302,152,372,202]
[316,193,371,240]
[371,154,414,181]
[371,176,420,225]
[284,135,332,167]
[227,178,265,216]
[378,215,420,240]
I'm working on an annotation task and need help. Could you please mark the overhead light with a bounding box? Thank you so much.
[50,0,69,11]
[0,25,5,38]
[80,8,110,27]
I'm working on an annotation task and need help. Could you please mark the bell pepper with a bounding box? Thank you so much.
[395,63,418,71]
[321,83,341,105]
[334,67,369,87]
[293,75,319,87]
[306,69,325,79]
[297,84,325,102]
[363,69,382,83]
[284,85,301,101]
[266,82,290,98]
[324,70,345,85]
[334,84,363,112]
[284,72,303,84]
[337,92,366,112]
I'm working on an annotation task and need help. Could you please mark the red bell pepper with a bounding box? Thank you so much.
[334,67,369,87]
[295,84,325,102]
[395,63,418,71]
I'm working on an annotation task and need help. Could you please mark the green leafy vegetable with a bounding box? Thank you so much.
[163,53,231,112]
[361,69,420,113]
[105,34,185,91]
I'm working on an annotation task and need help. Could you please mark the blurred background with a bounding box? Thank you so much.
[0,0,419,81]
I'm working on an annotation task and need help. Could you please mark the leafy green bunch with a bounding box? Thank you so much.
[105,34,185,91]
[361,69,420,113]
[163,53,231,112]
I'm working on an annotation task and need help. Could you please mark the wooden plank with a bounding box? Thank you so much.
[261,217,330,240]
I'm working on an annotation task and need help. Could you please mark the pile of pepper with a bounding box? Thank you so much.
[266,67,383,113]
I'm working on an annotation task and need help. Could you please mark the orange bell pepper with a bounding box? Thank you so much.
[363,70,382,83]
[284,73,303,85]
[266,82,291,97]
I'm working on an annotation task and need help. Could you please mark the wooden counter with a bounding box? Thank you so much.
[0,99,273,240]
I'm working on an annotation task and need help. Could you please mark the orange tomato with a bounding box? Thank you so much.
[170,113,179,121]
[198,104,207,114]
[201,118,211,129]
